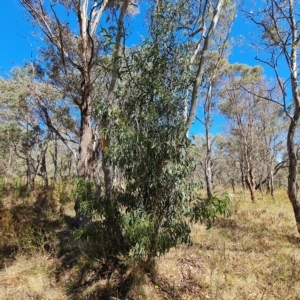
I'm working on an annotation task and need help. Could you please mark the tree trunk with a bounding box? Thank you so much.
[39,144,48,187]
[267,167,274,198]
[287,118,300,234]
[205,157,213,198]
[204,82,213,198]
[77,105,94,178]
[249,166,256,202]
[244,141,256,202]
[26,154,34,191]
[245,174,255,202]
[52,137,58,182]
[74,102,96,222]
[204,130,213,198]
[286,1,300,234]
[240,162,246,190]
[231,179,235,193]
[102,157,113,199]
[74,93,99,227]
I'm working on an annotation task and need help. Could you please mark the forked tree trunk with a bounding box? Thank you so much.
[19,0,126,225]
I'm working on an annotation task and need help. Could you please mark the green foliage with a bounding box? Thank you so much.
[99,19,195,258]
[72,177,94,208]
[0,204,58,255]
[73,5,232,261]
[53,179,72,205]
[72,176,127,258]
[0,177,5,195]
[13,176,23,198]
[17,226,53,253]
[61,0,233,263]
[189,193,232,229]
[122,209,192,259]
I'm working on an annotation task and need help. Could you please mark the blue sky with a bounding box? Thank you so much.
[0,0,270,135]
[0,0,149,75]
[0,1,261,71]
[0,0,38,75]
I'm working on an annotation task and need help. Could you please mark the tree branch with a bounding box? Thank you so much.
[186,0,225,131]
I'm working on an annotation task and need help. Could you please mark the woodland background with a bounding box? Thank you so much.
[0,0,300,299]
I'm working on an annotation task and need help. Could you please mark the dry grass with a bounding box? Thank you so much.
[143,189,300,300]
[0,255,65,300]
[1,188,300,299]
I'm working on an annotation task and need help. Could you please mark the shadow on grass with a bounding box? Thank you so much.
[55,221,138,299]
[0,197,139,299]
[0,199,61,269]
[2,191,256,299]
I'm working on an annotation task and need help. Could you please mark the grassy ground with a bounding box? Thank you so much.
[0,187,300,299]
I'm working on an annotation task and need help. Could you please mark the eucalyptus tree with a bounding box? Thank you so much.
[0,65,63,188]
[219,65,261,201]
[255,99,286,196]
[194,0,234,197]
[219,64,284,201]
[192,133,231,190]
[89,0,233,259]
[19,2,231,186]
[0,124,22,180]
[197,53,229,198]
[17,0,234,258]
[19,0,132,218]
[19,0,129,172]
[246,0,300,233]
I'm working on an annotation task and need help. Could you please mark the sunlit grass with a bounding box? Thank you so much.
[0,186,300,299]
[148,188,300,300]
[0,255,65,300]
